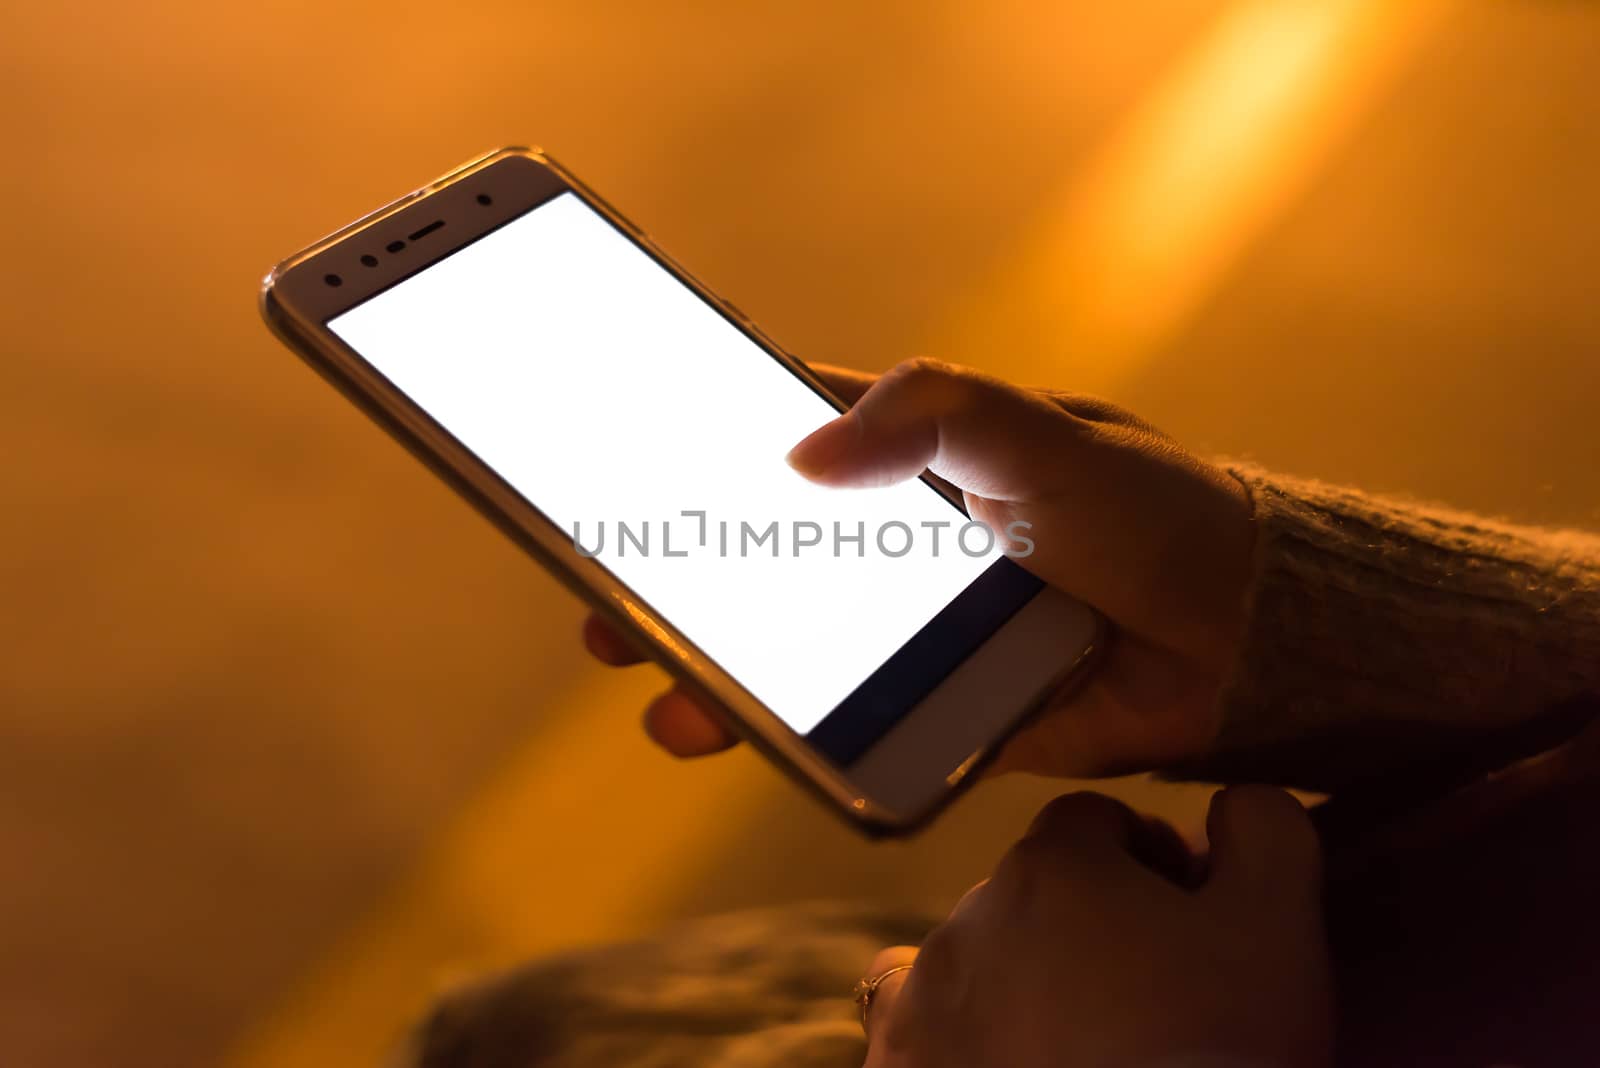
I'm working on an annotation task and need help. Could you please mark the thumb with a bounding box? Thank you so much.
[786,358,1087,501]
[1203,786,1322,907]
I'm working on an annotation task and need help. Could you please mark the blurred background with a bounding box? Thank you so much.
[4,2,1598,1066]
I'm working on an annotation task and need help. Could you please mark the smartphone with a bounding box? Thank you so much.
[260,147,1101,835]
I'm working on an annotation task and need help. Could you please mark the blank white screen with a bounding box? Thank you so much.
[328,192,992,734]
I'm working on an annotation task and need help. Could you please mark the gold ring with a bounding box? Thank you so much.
[851,963,913,1030]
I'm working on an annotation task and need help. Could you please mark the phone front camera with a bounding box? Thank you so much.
[476,193,493,206]
[324,273,342,287]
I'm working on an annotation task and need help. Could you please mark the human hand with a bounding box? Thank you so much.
[859,787,1332,1068]
[582,359,1257,777]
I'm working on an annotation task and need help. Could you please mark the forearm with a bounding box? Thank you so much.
[1178,465,1600,793]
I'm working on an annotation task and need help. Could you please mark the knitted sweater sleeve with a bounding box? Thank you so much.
[1173,465,1600,793]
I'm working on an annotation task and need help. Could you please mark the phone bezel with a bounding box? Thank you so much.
[260,147,1102,835]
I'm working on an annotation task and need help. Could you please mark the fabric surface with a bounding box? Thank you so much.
[1184,465,1600,792]
[400,902,932,1068]
[1323,699,1600,1067]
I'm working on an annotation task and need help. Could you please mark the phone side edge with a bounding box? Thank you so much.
[883,607,1109,835]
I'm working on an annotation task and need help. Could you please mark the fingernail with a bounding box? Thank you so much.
[786,413,859,477]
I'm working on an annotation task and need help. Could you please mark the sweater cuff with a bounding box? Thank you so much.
[1172,465,1600,793]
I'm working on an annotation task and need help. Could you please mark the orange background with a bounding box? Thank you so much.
[4,3,1597,1066]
